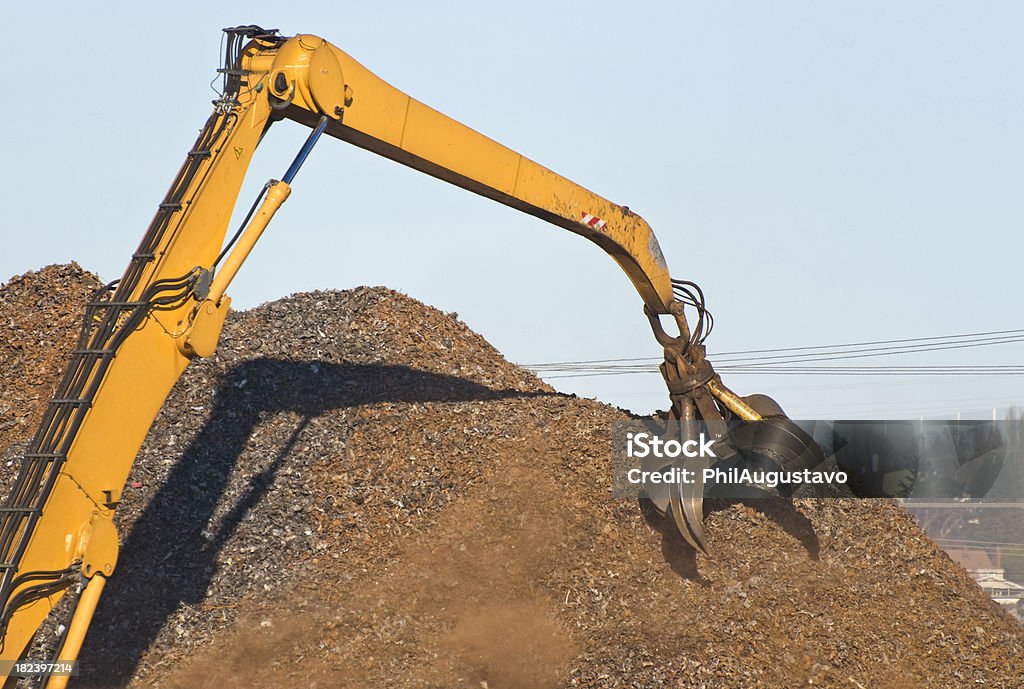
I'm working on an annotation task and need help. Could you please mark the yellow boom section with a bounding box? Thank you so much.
[265,34,676,313]
[0,36,278,670]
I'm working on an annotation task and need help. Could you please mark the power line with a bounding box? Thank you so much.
[531,334,1024,371]
[541,366,1024,380]
[712,328,1024,358]
[714,334,1024,365]
[524,327,1024,379]
[524,328,1024,368]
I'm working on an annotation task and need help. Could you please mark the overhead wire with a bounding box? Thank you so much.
[526,328,1024,368]
[524,327,1024,379]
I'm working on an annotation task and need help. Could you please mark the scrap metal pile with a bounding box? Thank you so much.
[2,265,1022,688]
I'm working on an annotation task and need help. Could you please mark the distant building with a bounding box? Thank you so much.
[948,549,1024,617]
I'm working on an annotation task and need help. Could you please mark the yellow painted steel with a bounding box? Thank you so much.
[206,182,292,305]
[706,379,763,422]
[44,574,105,689]
[1,30,684,673]
[267,35,676,313]
[180,297,232,359]
[0,38,280,669]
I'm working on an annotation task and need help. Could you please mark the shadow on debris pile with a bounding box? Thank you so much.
[77,357,542,687]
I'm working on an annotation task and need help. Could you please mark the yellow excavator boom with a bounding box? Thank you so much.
[0,26,772,682]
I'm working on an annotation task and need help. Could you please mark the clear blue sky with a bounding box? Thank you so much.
[3,2,1021,418]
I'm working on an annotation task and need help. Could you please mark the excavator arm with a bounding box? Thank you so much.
[0,26,797,683]
[272,32,676,312]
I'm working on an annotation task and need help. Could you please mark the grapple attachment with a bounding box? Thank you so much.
[644,282,829,553]
[643,402,827,554]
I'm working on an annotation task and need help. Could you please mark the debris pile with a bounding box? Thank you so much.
[0,263,102,456]
[1,265,1022,689]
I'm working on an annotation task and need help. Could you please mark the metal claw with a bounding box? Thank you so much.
[669,457,710,554]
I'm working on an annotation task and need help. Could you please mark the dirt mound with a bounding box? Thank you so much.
[0,264,103,454]
[1,265,1022,688]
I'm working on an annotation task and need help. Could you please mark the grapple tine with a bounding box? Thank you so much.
[669,458,710,554]
[648,293,759,557]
